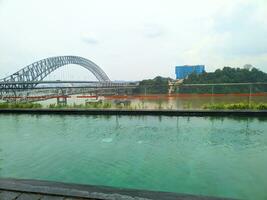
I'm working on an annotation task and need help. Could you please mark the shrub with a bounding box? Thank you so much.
[0,102,43,109]
[203,102,267,110]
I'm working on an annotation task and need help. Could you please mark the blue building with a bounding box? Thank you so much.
[175,65,205,79]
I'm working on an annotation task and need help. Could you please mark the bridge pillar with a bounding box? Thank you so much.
[57,96,67,106]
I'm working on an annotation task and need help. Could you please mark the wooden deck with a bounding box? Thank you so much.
[0,178,235,200]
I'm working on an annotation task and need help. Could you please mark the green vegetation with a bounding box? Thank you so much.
[133,76,171,94]
[179,66,267,94]
[203,102,267,110]
[133,66,267,95]
[184,66,267,84]
[0,101,266,110]
[49,101,112,109]
[0,102,43,109]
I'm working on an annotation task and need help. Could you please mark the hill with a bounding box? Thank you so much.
[183,67,267,84]
[132,67,267,95]
[180,67,267,94]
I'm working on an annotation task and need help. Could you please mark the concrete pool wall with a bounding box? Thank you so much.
[0,108,266,117]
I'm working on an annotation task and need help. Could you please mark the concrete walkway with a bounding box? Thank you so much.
[0,190,89,200]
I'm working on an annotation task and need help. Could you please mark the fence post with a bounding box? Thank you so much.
[249,84,252,107]
[211,85,214,104]
[13,90,17,103]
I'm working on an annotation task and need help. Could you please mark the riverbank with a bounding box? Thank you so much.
[1,100,267,111]
[0,108,267,117]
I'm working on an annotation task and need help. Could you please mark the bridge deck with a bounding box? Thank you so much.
[0,178,233,200]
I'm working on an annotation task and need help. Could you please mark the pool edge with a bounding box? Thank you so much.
[0,178,236,200]
[0,108,267,117]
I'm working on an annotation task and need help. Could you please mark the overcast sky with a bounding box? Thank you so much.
[0,0,267,81]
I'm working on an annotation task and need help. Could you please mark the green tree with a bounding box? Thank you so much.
[180,66,267,94]
[133,76,171,94]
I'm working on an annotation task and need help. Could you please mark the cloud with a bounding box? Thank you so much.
[143,24,165,38]
[0,0,4,6]
[81,32,99,45]
[177,0,267,71]
[212,2,267,56]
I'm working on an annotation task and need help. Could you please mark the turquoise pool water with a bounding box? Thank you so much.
[0,114,266,199]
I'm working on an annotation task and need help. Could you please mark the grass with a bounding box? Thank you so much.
[48,101,112,109]
[203,102,267,110]
[1,101,266,111]
[0,102,43,109]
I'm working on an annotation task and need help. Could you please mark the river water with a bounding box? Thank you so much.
[0,114,266,199]
[40,94,267,110]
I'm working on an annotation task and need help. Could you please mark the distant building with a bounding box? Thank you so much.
[175,65,205,79]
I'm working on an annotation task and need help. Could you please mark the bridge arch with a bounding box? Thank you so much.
[2,56,110,83]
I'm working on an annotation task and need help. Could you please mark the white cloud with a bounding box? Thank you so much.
[143,24,165,38]
[81,32,99,45]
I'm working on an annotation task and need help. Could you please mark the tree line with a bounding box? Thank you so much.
[133,66,267,94]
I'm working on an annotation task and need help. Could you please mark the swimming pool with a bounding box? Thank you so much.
[0,114,266,199]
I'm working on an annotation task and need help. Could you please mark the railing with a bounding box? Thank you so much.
[0,81,138,102]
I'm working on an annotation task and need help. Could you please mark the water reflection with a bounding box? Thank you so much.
[115,115,120,130]
[207,117,265,149]
[0,148,2,174]
[207,116,267,122]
